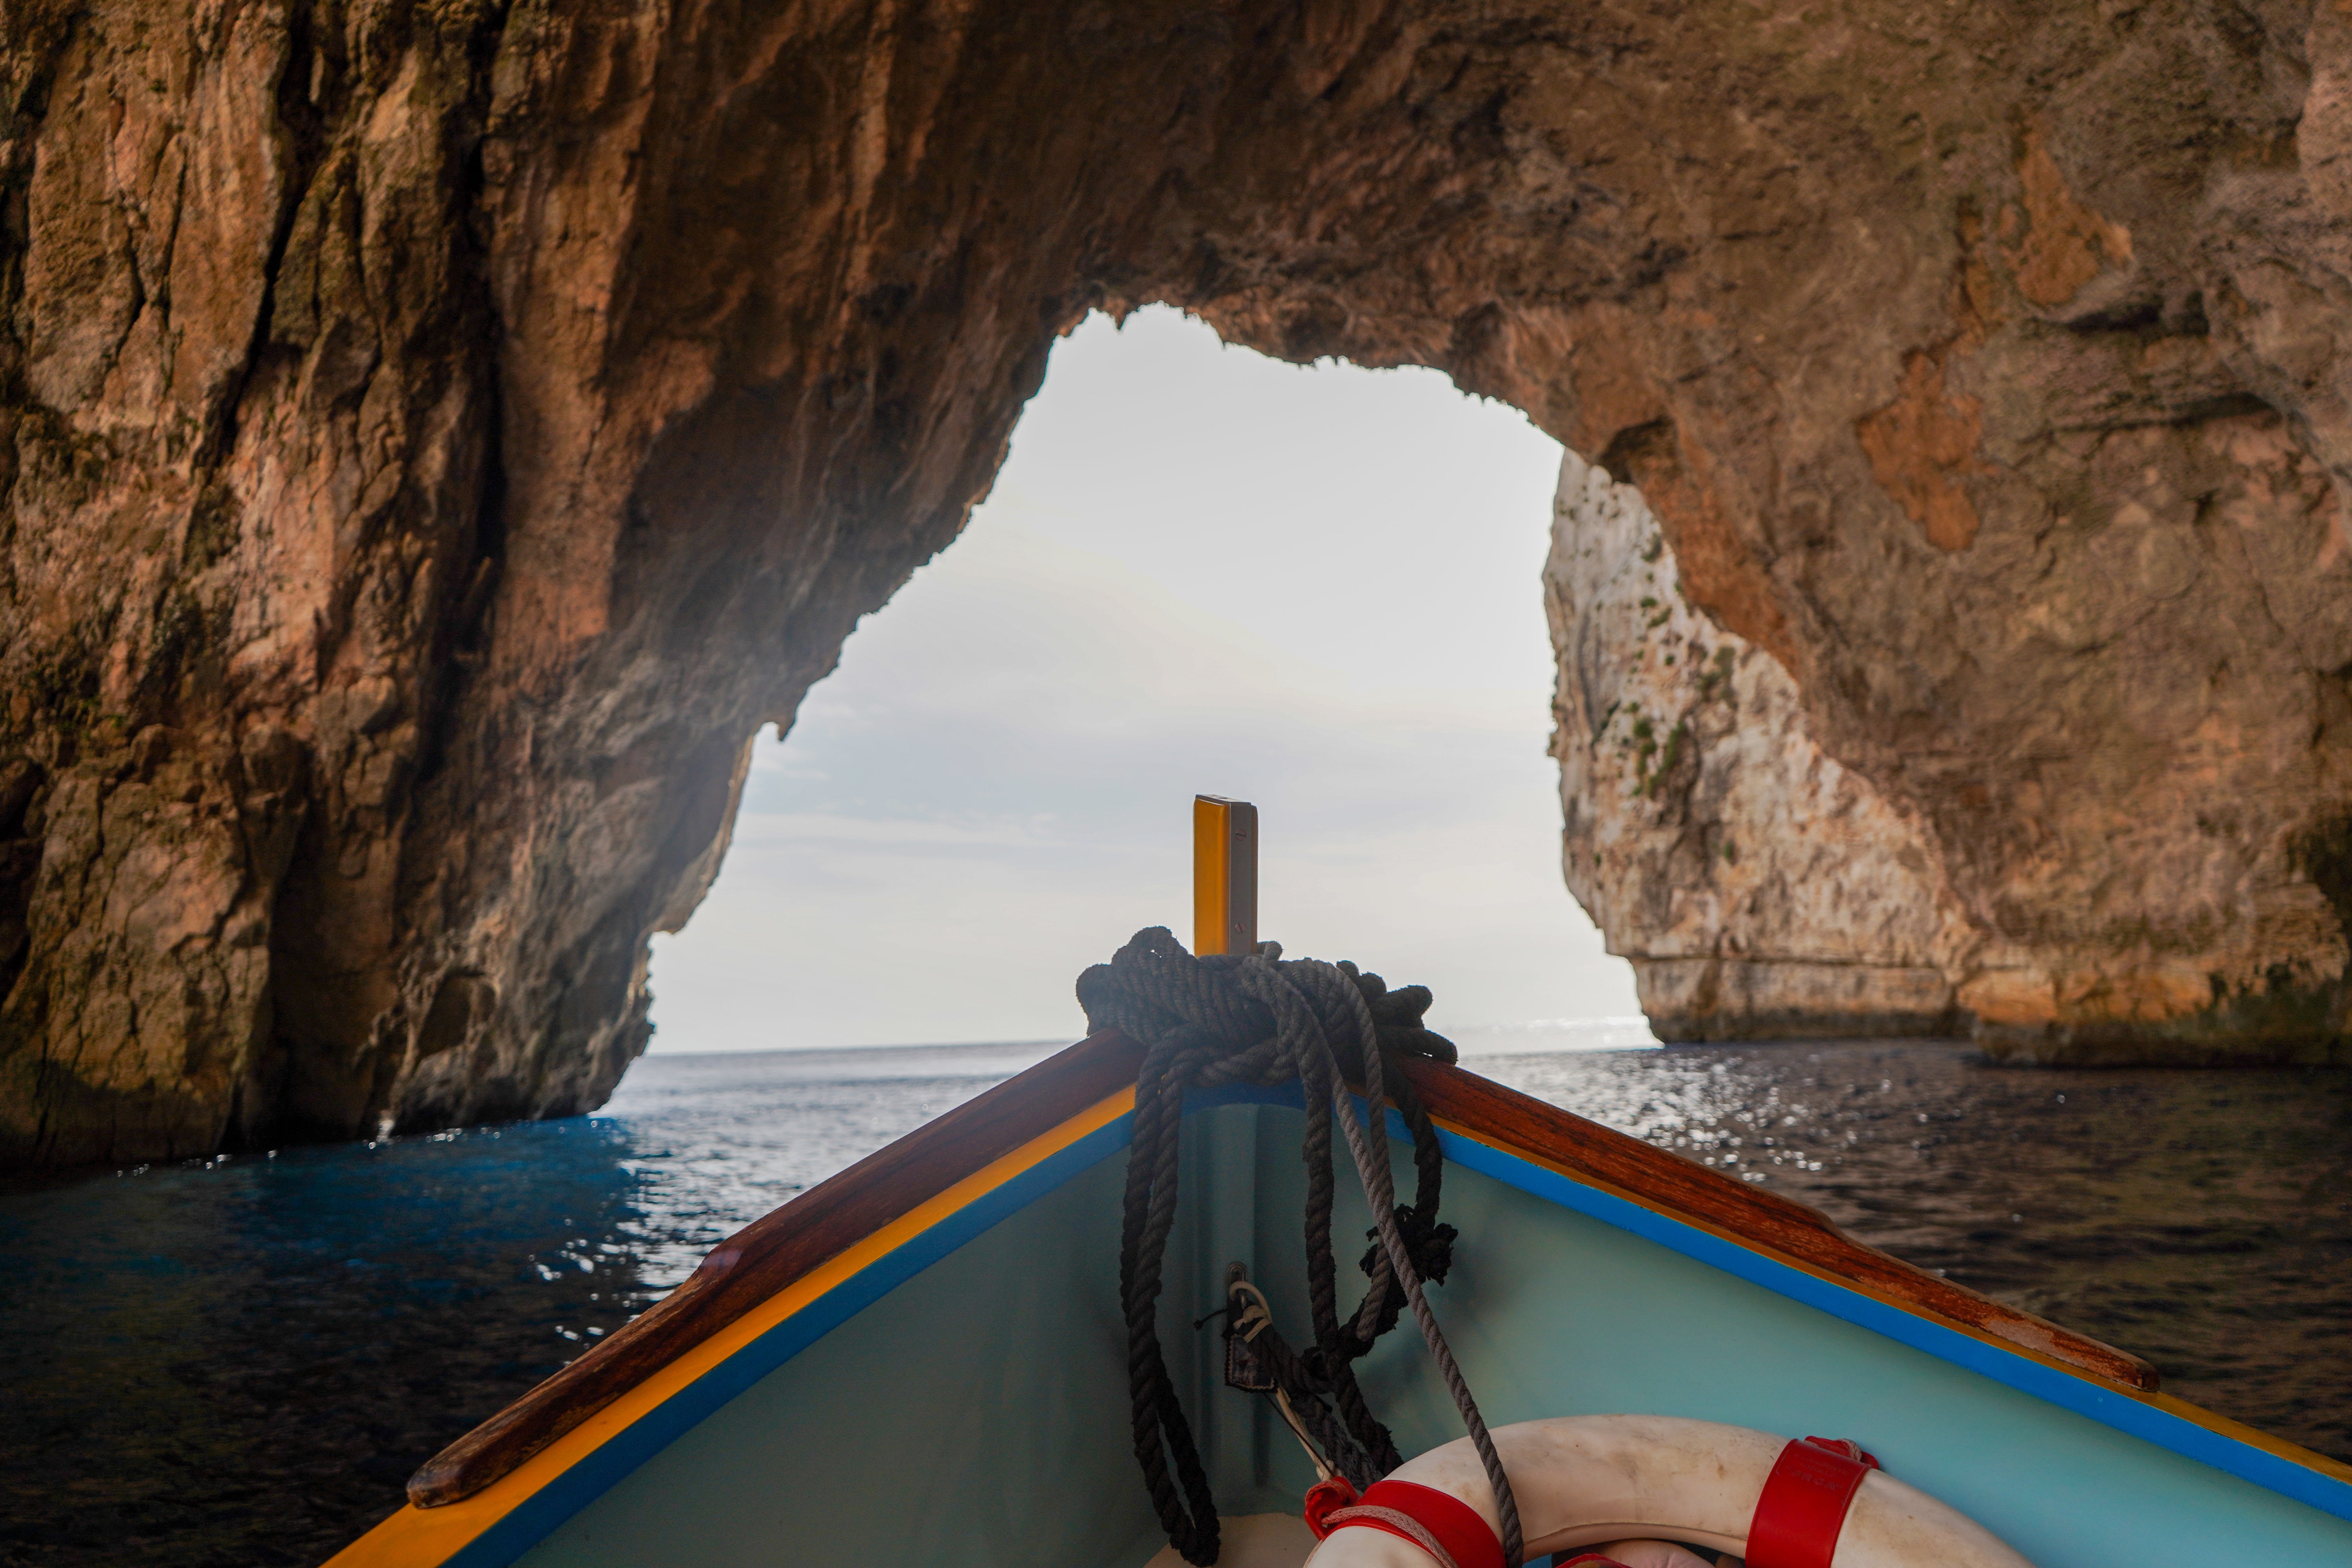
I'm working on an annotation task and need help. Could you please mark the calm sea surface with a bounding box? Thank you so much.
[2,1034,2347,1567]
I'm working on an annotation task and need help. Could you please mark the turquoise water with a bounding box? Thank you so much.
[0,1039,2345,1566]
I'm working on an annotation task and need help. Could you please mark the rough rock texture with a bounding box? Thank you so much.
[1551,418,2351,1057]
[10,0,2352,1163]
[1549,453,1975,1042]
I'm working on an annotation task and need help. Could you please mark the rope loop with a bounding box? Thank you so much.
[1078,927,1522,1568]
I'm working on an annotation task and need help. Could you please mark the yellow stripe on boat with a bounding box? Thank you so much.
[326,1084,1139,1568]
[328,1044,2352,1568]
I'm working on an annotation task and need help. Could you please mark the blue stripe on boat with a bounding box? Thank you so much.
[442,1079,2352,1566]
[1423,1107,2352,1523]
[440,1112,1139,1568]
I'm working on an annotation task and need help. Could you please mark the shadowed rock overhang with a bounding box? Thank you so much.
[5,0,2351,1166]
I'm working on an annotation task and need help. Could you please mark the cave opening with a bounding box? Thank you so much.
[643,306,1644,1060]
[13,0,2352,1168]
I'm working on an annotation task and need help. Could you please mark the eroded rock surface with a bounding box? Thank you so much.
[1549,454,1974,1043]
[9,0,2352,1162]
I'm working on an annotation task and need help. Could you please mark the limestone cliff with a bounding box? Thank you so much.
[1551,427,2352,1060]
[9,0,2352,1164]
[1549,454,1975,1043]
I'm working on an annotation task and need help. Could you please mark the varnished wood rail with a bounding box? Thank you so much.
[405,1031,1148,1506]
[408,1031,2154,1507]
[1395,1054,2158,1390]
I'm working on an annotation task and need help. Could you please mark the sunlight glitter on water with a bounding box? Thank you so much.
[2,1037,2346,1568]
[1447,1017,1662,1056]
[603,1042,1067,1287]
[1475,1041,2352,1460]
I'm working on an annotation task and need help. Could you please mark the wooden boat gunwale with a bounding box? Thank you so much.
[1410,1086,2352,1519]
[334,1058,1144,1568]
[332,1031,2352,1568]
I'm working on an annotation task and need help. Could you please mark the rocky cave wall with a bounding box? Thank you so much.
[8,0,2352,1164]
[1550,452,1976,1044]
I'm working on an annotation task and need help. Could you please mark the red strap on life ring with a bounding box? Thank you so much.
[1305,1476,1505,1568]
[1744,1437,1880,1568]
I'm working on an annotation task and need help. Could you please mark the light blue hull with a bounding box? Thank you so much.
[446,1086,2352,1568]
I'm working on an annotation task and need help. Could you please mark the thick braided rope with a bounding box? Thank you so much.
[1121,1036,1219,1561]
[1296,965,1514,1554]
[1235,956,1524,1568]
[1096,937,1394,1559]
[1081,929,1507,1566]
[1094,936,1421,1507]
[1280,1000,1402,1486]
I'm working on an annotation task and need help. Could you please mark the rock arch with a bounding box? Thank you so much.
[6,0,2351,1163]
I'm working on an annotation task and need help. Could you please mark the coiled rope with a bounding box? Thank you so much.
[1077,927,1523,1568]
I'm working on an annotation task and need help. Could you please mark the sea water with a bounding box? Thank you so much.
[0,1036,2345,1567]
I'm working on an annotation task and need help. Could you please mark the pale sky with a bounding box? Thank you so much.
[644,307,1645,1053]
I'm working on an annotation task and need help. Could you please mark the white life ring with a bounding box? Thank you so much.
[1302,1415,2035,1568]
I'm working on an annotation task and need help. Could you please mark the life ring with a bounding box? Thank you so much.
[1299,1415,2034,1568]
